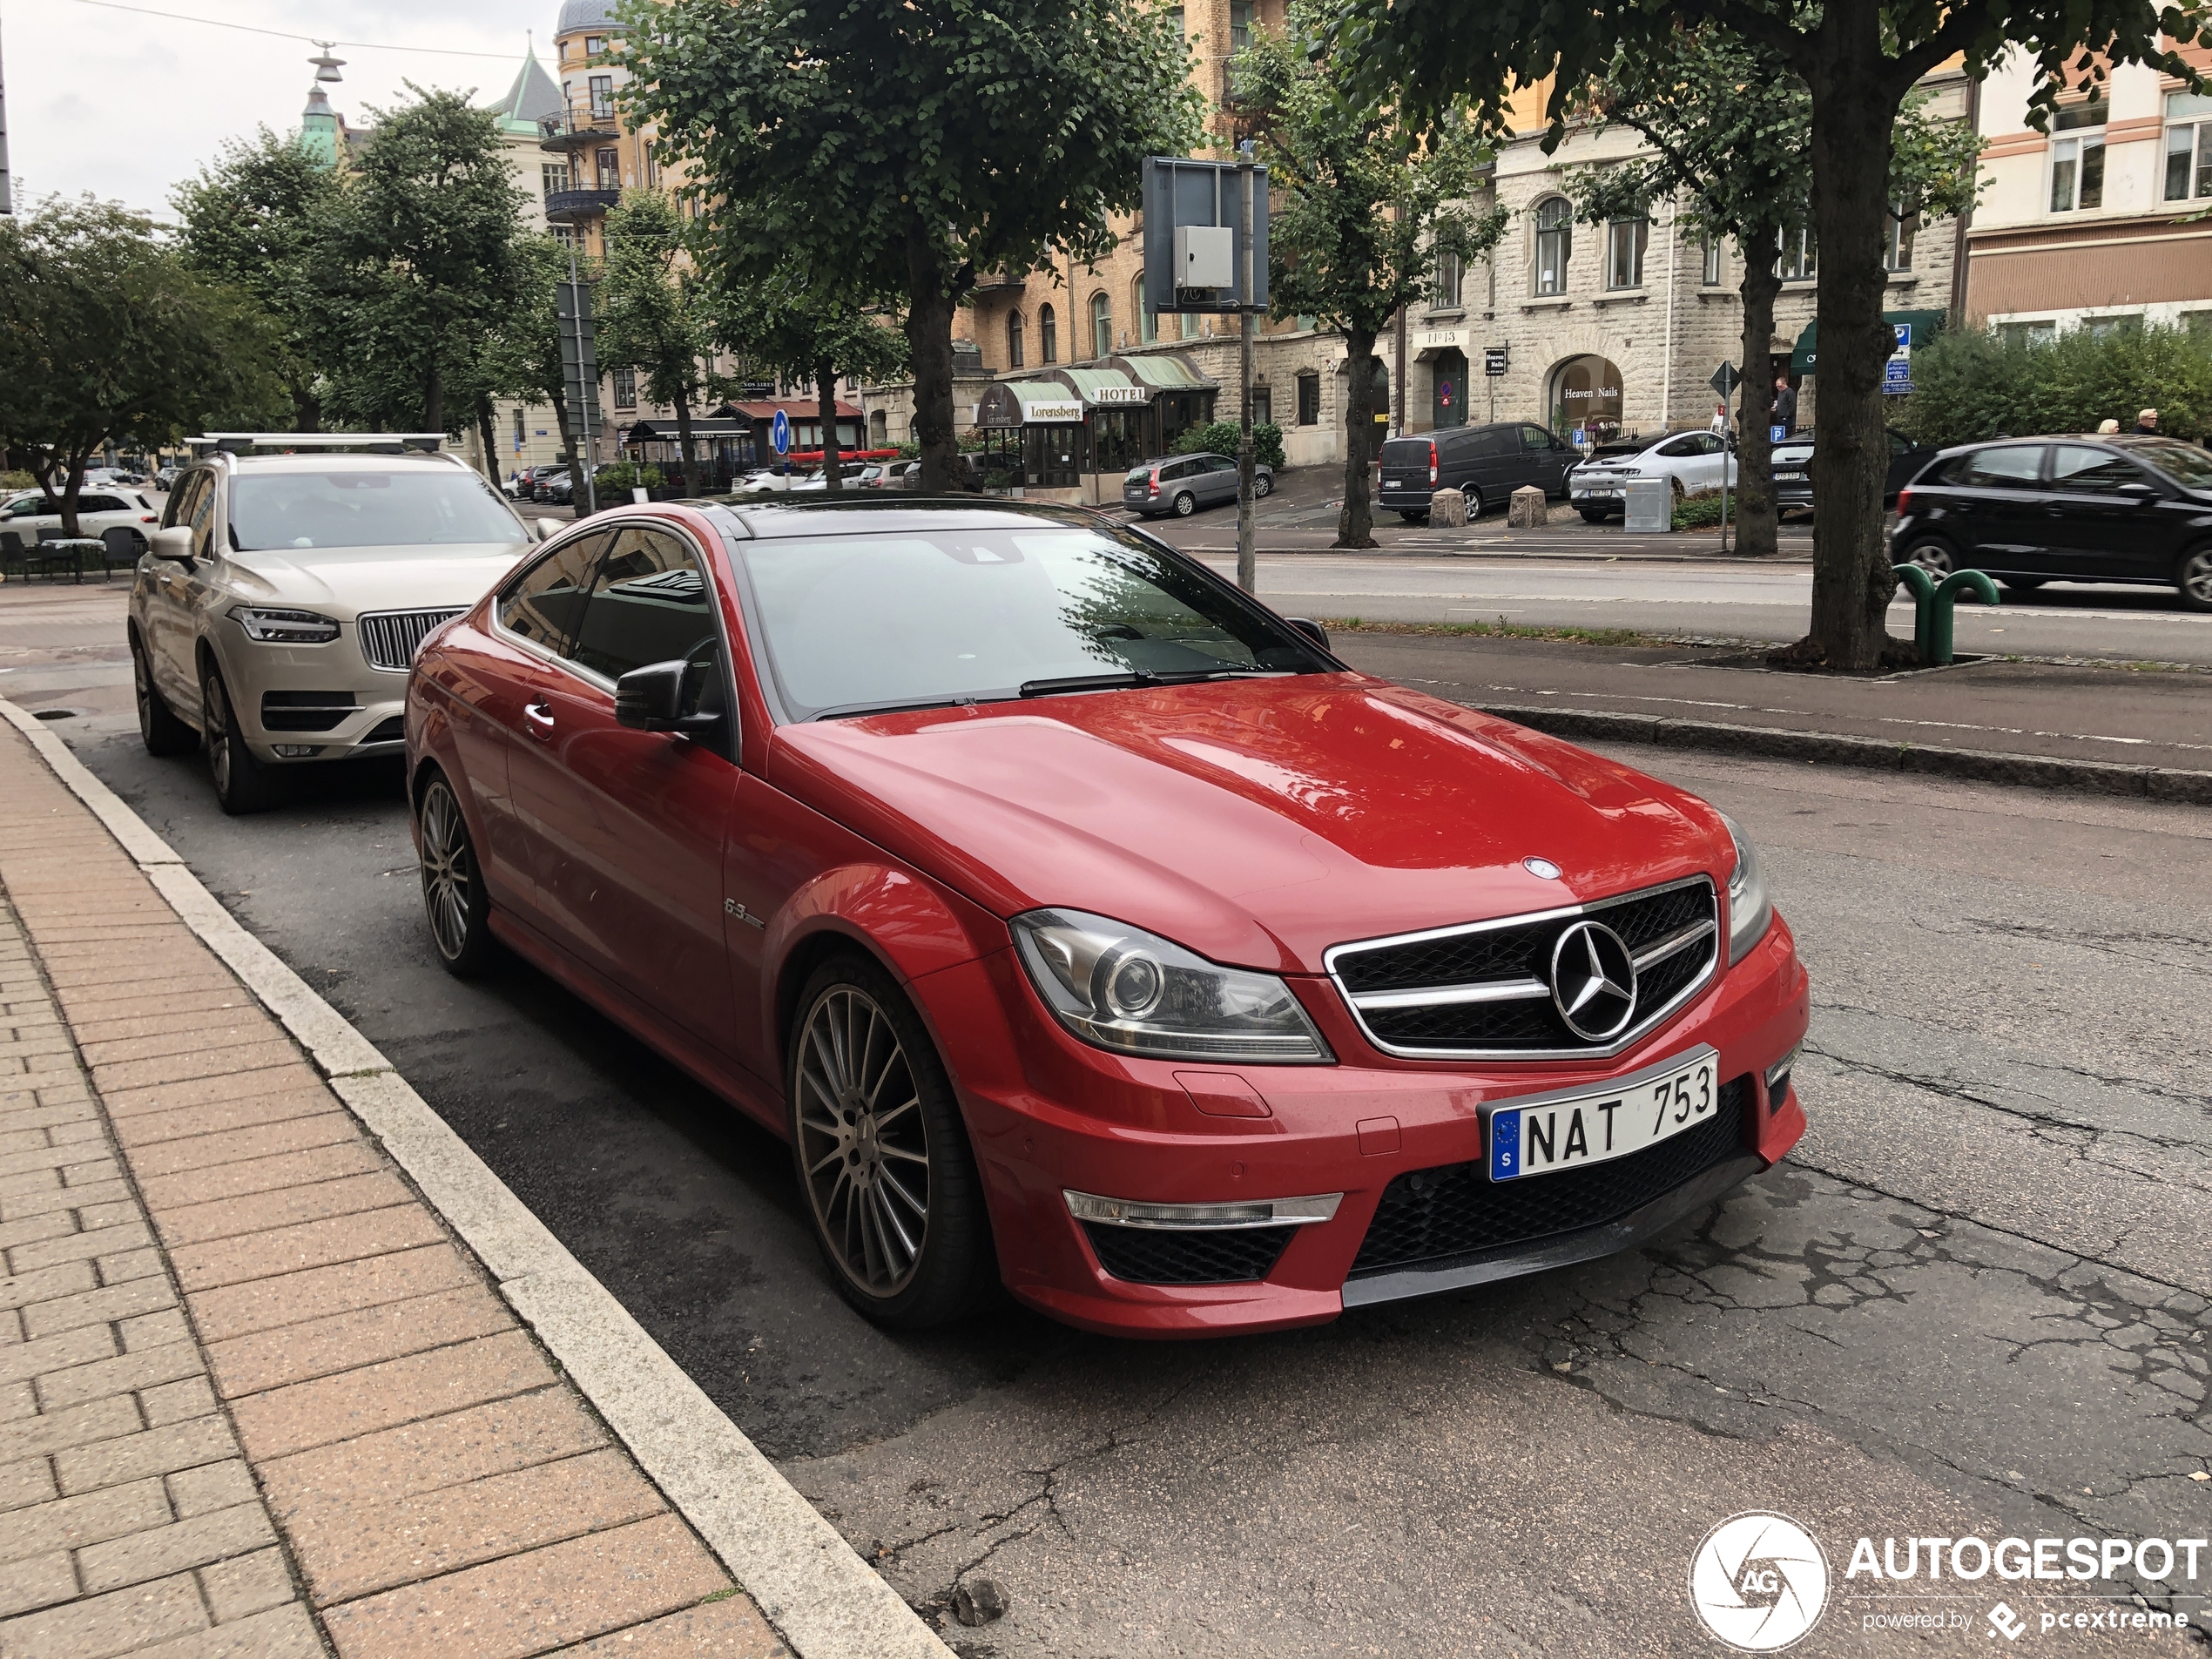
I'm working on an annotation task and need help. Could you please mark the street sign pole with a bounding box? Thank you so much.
[1709,361,1739,556]
[1237,155,1257,597]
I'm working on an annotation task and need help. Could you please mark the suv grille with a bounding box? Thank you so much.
[1082,1224,1292,1285]
[1350,1077,1749,1277]
[357,608,466,671]
[1326,877,1717,1058]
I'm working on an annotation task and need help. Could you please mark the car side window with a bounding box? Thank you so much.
[1958,446,2047,489]
[1889,432,1917,455]
[567,524,717,683]
[1520,425,1554,451]
[2052,446,2148,496]
[185,475,220,559]
[1657,435,1701,458]
[498,532,604,655]
[3,497,41,519]
[81,495,122,514]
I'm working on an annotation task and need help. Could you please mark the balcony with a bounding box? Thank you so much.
[973,271,1028,292]
[544,188,623,224]
[540,103,621,152]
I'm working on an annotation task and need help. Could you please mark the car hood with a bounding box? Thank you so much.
[769,675,1730,973]
[223,543,533,617]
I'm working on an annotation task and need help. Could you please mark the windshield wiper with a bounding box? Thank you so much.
[808,692,1018,721]
[1018,669,1282,698]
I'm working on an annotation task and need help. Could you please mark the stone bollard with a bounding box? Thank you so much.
[1428,487,1468,528]
[1507,485,1548,529]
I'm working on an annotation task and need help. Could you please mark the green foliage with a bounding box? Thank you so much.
[597,193,712,420]
[0,196,283,536]
[0,471,36,491]
[594,460,666,492]
[711,261,909,405]
[1170,421,1287,470]
[1896,325,2212,448]
[1673,493,1730,529]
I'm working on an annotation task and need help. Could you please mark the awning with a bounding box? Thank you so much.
[1048,368,1150,407]
[1790,310,1945,376]
[1103,351,1218,392]
[974,381,1088,428]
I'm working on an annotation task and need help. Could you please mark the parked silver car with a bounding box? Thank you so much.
[1123,452,1276,517]
[129,435,544,813]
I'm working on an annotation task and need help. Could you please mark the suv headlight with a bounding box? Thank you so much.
[229,605,341,644]
[1723,813,1773,964]
[1011,908,1332,1064]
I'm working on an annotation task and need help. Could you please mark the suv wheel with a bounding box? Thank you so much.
[417,771,497,974]
[200,664,275,815]
[1172,491,1197,517]
[787,954,995,1328]
[1898,538,1956,577]
[1252,473,1273,499]
[132,631,195,757]
[1463,486,1485,517]
[2177,547,2212,614]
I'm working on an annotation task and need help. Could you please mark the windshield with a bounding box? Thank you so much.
[229,469,523,551]
[2114,438,2212,489]
[735,523,1332,719]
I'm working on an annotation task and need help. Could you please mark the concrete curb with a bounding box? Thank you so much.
[1478,702,2212,805]
[0,698,954,1659]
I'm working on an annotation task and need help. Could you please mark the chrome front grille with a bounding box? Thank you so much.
[1325,875,1719,1060]
[356,608,467,671]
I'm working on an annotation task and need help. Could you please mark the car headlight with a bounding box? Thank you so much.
[1723,813,1773,965]
[1011,908,1332,1064]
[229,605,341,644]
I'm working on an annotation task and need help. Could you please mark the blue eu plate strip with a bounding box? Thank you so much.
[1490,1109,1521,1182]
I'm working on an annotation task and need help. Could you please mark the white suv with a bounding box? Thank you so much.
[130,435,543,813]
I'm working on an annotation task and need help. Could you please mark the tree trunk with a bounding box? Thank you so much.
[551,389,590,518]
[1801,5,1906,669]
[57,454,89,540]
[815,366,844,493]
[475,395,502,489]
[672,386,696,496]
[905,228,961,494]
[290,380,322,435]
[424,359,445,437]
[1733,248,1783,558]
[1335,332,1379,549]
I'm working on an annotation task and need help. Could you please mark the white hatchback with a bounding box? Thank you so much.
[1568,431,1738,523]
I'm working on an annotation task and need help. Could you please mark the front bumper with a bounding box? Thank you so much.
[219,618,447,765]
[913,914,1811,1338]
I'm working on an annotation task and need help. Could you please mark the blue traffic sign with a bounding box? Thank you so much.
[1771,424,1788,443]
[771,409,791,455]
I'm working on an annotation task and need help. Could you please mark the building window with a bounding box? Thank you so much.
[2164,91,2212,202]
[1883,205,1916,271]
[1777,225,1816,281]
[1605,217,1647,289]
[1251,386,1271,426]
[1231,0,1252,52]
[1533,197,1571,295]
[1296,371,1320,426]
[542,163,569,202]
[584,36,604,56]
[1433,249,1463,310]
[2050,103,2106,212]
[589,75,615,118]
[1997,320,2057,348]
[1701,236,1723,286]
[1089,293,1112,361]
[1164,5,1184,35]
[596,148,619,191]
[1006,310,1024,368]
[512,407,525,449]
[2187,310,2212,341]
[612,369,637,410]
[2084,313,2142,341]
[1040,304,1058,364]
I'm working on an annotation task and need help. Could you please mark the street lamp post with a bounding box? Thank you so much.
[1,9,15,216]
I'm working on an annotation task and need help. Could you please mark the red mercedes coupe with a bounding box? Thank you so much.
[405,500,1807,1337]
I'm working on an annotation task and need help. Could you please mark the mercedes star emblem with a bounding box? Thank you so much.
[1549,919,1639,1042]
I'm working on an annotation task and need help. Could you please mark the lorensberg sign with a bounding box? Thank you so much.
[1021,399,1086,422]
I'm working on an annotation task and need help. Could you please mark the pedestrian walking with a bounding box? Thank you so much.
[2135,408,2159,435]
[2096,418,2121,435]
[1773,374,1797,435]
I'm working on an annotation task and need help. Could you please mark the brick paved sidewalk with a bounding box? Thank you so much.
[0,718,784,1659]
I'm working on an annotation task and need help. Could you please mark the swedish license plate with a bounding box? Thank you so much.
[1775,469,1806,481]
[1581,487,1621,498]
[1489,1049,1719,1181]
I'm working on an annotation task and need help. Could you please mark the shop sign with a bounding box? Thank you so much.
[1092,386,1150,406]
[1021,399,1086,423]
[1417,327,1468,353]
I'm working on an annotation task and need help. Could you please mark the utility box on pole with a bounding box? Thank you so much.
[1143,157,1267,315]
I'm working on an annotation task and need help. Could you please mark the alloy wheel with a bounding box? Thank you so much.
[795,985,931,1298]
[203,671,233,794]
[419,780,475,963]
[2182,550,2212,611]
[132,645,154,738]
[1906,542,1955,577]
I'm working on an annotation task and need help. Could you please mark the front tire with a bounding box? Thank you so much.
[1252,473,1273,498]
[1898,537,1956,577]
[417,772,497,976]
[2177,547,2212,614]
[132,632,195,757]
[200,664,275,815]
[787,954,994,1328]
[1172,491,1197,517]
[1463,486,1485,517]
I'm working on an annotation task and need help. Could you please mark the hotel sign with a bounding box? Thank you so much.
[1091,385,1150,406]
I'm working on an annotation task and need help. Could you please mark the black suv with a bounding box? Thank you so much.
[1891,435,2212,610]
[1377,421,1578,521]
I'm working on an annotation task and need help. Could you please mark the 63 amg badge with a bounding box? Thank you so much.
[1689,1512,1830,1650]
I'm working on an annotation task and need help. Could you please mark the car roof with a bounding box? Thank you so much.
[691,496,1104,540]
[211,450,473,474]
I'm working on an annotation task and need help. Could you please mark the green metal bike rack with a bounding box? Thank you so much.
[1891,564,1999,666]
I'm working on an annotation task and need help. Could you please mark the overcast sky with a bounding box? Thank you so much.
[5,0,555,219]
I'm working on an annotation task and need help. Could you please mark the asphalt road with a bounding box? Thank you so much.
[35,668,2212,1656]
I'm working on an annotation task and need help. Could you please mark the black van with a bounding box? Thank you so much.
[1377,421,1580,521]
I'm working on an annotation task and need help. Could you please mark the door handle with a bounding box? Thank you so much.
[523,700,555,735]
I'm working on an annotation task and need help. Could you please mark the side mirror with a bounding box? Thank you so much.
[2117,481,2157,496]
[615,658,724,738]
[149,526,195,565]
[1287,617,1331,652]
[536,518,562,542]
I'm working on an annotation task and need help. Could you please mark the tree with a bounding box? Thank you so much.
[1559,31,1981,560]
[1238,4,1506,547]
[1898,322,2212,447]
[172,129,344,434]
[712,264,908,492]
[0,198,281,536]
[619,0,1203,493]
[1334,0,2206,668]
[597,193,714,495]
[318,86,528,436]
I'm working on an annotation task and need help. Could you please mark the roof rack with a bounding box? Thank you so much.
[185,434,447,456]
